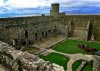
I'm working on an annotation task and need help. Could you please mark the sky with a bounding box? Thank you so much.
[0,0,100,18]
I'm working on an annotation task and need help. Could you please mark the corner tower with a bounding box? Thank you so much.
[50,3,59,16]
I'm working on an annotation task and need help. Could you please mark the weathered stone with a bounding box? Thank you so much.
[93,56,100,71]
[0,41,65,71]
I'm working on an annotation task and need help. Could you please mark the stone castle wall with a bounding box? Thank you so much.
[0,3,100,47]
[0,15,100,48]
[0,16,59,48]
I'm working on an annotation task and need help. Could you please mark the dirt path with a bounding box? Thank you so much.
[33,35,66,48]
[45,49,94,71]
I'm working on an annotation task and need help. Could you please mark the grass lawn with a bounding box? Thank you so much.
[72,60,82,71]
[72,60,93,71]
[39,52,69,70]
[82,64,93,71]
[52,39,100,54]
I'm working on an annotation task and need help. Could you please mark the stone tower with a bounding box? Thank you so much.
[50,3,59,16]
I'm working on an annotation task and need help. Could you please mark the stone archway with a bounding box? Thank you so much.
[13,39,18,46]
[42,32,45,38]
[35,33,38,40]
[22,40,26,46]
[45,31,48,38]
[48,30,51,37]
[24,30,28,38]
[87,24,93,41]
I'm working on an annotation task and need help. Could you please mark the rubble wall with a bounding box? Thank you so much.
[0,41,65,71]
[93,56,100,71]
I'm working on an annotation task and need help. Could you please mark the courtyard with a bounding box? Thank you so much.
[32,35,65,49]
[38,39,100,71]
[23,39,100,71]
[52,39,100,54]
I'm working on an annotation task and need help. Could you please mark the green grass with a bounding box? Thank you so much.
[72,60,93,71]
[72,60,82,71]
[39,53,69,70]
[52,39,100,54]
[82,64,93,71]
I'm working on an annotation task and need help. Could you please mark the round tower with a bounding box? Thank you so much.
[50,3,59,16]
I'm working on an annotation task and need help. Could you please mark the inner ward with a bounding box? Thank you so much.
[0,17,98,50]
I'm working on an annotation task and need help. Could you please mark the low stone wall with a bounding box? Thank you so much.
[76,61,87,71]
[93,56,100,71]
[0,41,64,71]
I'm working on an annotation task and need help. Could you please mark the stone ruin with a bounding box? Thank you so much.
[0,41,100,71]
[0,41,64,71]
[0,3,100,71]
[0,3,100,49]
[93,56,100,71]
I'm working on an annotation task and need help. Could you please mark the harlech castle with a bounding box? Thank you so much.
[0,3,100,48]
[0,3,100,71]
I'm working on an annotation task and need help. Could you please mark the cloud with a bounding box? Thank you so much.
[5,0,50,9]
[50,0,73,3]
[0,0,4,7]
[0,0,100,18]
[1,0,100,10]
[81,0,100,2]
[4,0,77,9]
